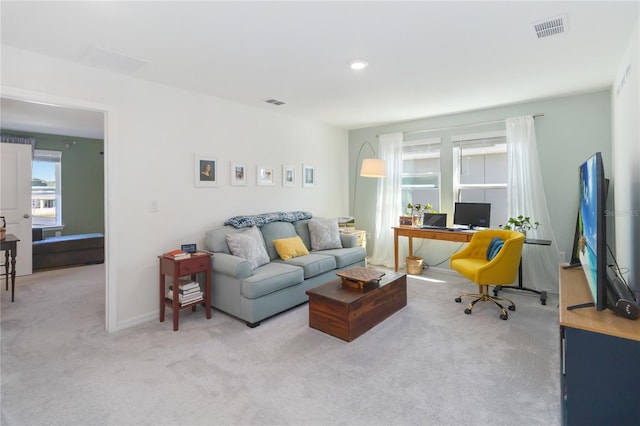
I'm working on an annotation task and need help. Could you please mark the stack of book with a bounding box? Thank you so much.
[165,249,191,260]
[166,281,203,306]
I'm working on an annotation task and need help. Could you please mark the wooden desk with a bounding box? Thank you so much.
[392,226,473,272]
[1,234,20,303]
[559,266,640,426]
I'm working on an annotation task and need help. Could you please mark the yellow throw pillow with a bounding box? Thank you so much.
[273,236,309,260]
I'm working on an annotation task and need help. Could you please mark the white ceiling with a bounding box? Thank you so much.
[1,1,638,137]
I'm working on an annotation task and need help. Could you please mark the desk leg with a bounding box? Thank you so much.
[172,270,180,331]
[4,249,8,291]
[10,249,16,302]
[493,257,547,305]
[159,270,165,323]
[205,269,212,319]
[394,228,399,272]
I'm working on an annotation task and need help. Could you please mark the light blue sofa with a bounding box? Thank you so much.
[205,219,366,327]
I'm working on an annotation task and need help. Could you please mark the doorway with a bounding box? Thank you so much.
[1,94,111,331]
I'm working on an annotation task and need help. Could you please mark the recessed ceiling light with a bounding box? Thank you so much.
[349,59,369,70]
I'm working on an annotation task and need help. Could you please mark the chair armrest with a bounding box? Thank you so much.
[211,252,252,279]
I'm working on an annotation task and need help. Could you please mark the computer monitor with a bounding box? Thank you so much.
[422,213,447,227]
[453,202,491,229]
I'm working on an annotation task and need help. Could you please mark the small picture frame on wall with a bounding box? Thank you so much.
[303,164,315,188]
[230,161,247,186]
[283,165,296,187]
[195,155,217,187]
[257,166,274,186]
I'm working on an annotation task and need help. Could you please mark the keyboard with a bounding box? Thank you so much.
[420,225,448,230]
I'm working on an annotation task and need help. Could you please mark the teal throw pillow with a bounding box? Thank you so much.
[486,237,504,261]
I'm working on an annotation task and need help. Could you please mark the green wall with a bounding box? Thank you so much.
[349,90,612,269]
[1,130,105,236]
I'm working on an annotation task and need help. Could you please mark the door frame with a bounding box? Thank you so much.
[2,86,116,333]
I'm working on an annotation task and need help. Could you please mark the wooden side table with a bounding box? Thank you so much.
[158,252,212,331]
[1,234,20,303]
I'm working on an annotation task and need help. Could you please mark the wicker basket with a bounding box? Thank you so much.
[406,256,424,275]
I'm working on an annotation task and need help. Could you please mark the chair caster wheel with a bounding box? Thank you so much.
[464,308,472,315]
[508,305,516,311]
[500,313,508,320]
[455,297,462,303]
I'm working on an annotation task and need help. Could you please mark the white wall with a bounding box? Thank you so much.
[611,20,640,294]
[1,46,349,331]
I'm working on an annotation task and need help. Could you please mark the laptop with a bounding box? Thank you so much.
[422,213,447,228]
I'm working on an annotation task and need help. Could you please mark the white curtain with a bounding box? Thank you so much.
[506,116,561,293]
[369,132,403,267]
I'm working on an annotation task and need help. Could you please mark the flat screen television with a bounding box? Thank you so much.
[567,152,608,311]
[453,202,491,229]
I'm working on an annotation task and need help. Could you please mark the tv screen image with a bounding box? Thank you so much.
[453,202,491,229]
[573,152,607,311]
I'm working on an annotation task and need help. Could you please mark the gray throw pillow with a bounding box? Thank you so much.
[226,226,270,269]
[308,218,342,251]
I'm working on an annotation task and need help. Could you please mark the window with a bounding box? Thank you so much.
[402,138,441,212]
[32,149,62,227]
[453,131,507,227]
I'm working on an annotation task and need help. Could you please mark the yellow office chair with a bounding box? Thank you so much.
[451,229,525,320]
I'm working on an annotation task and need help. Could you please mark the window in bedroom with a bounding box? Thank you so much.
[452,131,507,227]
[402,138,441,212]
[32,149,62,227]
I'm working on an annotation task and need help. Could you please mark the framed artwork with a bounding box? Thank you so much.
[257,165,274,186]
[303,164,315,188]
[195,155,217,187]
[230,161,247,186]
[283,165,296,187]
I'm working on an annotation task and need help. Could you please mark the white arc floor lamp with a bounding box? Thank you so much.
[353,141,386,219]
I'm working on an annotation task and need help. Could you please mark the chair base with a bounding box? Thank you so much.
[455,288,516,320]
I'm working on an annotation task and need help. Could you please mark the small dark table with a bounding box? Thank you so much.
[494,238,552,305]
[1,234,20,303]
[158,252,212,331]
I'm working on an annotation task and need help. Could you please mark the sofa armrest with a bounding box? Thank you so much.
[211,252,253,279]
[340,233,358,248]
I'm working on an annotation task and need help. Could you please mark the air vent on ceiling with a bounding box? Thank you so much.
[264,98,286,106]
[80,45,147,74]
[531,14,567,39]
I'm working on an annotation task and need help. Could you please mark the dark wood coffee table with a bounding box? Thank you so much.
[305,270,407,342]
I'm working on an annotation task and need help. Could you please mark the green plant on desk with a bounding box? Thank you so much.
[405,203,435,227]
[500,215,540,236]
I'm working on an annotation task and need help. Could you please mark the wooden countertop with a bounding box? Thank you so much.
[559,265,640,342]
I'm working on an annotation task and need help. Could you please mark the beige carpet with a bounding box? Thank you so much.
[1,264,561,425]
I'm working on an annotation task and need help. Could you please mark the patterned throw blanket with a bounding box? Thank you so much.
[224,211,313,228]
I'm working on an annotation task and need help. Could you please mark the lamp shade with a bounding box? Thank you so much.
[360,158,386,178]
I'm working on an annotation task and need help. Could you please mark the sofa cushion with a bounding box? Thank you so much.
[276,253,336,279]
[308,218,342,251]
[260,221,298,260]
[241,262,304,299]
[273,236,309,260]
[205,226,244,254]
[293,220,312,250]
[226,226,270,269]
[316,246,366,268]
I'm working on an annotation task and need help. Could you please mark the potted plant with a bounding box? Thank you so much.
[500,215,540,236]
[405,203,434,227]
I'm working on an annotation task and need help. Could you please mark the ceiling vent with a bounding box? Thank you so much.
[531,14,567,39]
[264,98,286,106]
[80,45,147,74]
